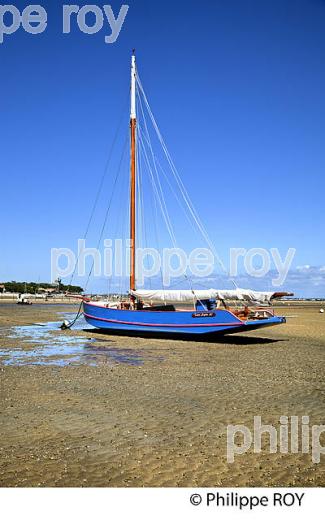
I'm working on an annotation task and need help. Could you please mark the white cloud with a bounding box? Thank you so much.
[296,265,311,271]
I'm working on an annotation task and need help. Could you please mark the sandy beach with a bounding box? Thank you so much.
[0,302,324,487]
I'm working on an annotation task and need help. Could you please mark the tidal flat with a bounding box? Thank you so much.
[0,302,324,486]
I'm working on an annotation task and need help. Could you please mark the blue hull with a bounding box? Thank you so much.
[83,302,285,336]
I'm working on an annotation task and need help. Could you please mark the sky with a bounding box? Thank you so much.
[1,0,325,296]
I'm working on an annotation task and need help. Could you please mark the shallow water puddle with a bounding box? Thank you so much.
[0,318,163,367]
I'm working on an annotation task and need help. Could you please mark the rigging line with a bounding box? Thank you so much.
[107,143,129,299]
[137,126,177,250]
[139,134,167,295]
[137,75,199,217]
[137,121,201,239]
[148,156,226,290]
[84,132,129,293]
[67,91,129,291]
[136,73,228,278]
[152,184,164,292]
[136,109,143,253]
[137,104,202,288]
[137,85,223,304]
[114,200,127,299]
[123,162,131,297]
[118,189,129,298]
[136,117,151,289]
[138,89,173,236]
[138,127,164,292]
[138,125,193,293]
[111,135,130,299]
[136,135,143,279]
[137,97,194,291]
[137,75,211,245]
[136,100,178,249]
[137,95,154,288]
[110,144,131,300]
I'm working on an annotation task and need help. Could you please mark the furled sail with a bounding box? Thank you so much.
[130,288,292,304]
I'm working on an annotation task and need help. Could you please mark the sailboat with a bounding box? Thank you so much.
[82,52,292,336]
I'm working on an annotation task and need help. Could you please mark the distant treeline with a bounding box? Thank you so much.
[2,281,83,294]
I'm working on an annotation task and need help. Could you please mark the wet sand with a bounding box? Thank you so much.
[0,302,325,487]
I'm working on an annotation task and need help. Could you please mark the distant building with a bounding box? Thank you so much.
[0,284,5,293]
[38,287,57,295]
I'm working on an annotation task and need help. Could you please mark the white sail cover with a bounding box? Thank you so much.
[131,288,278,304]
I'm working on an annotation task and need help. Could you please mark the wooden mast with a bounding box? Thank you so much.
[130,51,137,294]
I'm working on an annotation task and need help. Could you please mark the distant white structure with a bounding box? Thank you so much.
[320,308,324,314]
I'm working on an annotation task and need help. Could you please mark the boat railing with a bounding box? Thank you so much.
[250,308,275,319]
